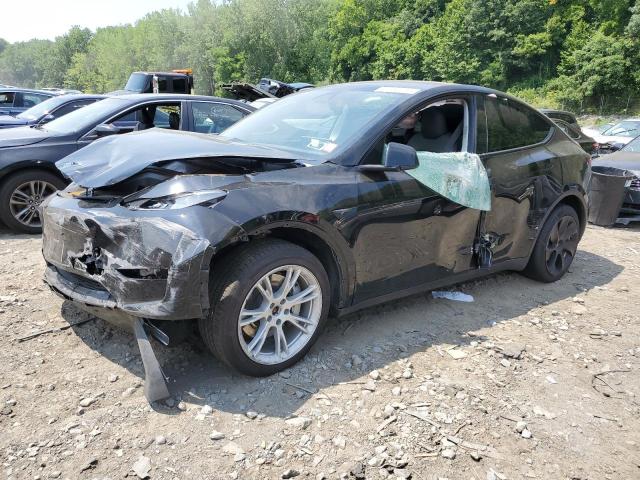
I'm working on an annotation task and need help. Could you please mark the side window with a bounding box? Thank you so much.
[0,92,15,106]
[476,98,488,154]
[154,105,181,129]
[192,102,245,134]
[172,78,186,93]
[110,103,181,131]
[362,98,468,164]
[558,113,576,125]
[112,111,137,124]
[484,95,551,152]
[22,93,49,108]
[557,121,580,140]
[157,77,168,93]
[51,100,96,119]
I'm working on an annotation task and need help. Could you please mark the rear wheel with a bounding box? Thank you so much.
[0,170,66,234]
[523,204,580,283]
[199,239,330,376]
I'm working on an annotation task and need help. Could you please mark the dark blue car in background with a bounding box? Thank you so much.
[0,94,104,129]
[0,88,58,116]
[0,93,254,233]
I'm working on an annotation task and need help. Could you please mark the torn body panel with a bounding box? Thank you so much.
[42,163,360,324]
[41,199,244,321]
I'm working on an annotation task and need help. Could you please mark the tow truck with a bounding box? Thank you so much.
[114,69,195,95]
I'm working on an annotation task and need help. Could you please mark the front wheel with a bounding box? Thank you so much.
[523,204,580,283]
[0,170,66,234]
[199,239,330,376]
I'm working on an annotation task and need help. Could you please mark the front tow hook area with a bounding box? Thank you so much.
[132,318,171,403]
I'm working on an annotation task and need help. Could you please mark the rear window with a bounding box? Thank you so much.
[172,78,186,93]
[481,96,551,153]
[557,113,577,124]
[125,73,149,93]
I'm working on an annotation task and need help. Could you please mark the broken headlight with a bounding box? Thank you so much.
[123,190,227,210]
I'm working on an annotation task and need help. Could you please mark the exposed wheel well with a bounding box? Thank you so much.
[557,194,587,236]
[208,228,346,313]
[0,165,66,186]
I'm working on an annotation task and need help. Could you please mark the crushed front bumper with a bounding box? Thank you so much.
[42,198,215,323]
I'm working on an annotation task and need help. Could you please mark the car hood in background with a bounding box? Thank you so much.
[0,125,51,148]
[0,115,30,128]
[582,128,633,146]
[56,128,301,188]
[591,150,640,172]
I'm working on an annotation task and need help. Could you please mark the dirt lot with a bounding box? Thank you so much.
[1,224,639,480]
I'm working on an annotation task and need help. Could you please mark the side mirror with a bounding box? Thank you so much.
[39,114,55,124]
[610,142,624,151]
[94,123,121,137]
[383,142,419,170]
[357,142,419,173]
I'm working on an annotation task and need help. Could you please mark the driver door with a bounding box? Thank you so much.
[348,96,483,304]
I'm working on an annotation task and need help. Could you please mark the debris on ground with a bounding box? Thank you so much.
[0,225,639,479]
[431,291,475,302]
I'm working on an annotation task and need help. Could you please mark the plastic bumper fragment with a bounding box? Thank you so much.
[133,318,171,403]
[41,205,213,321]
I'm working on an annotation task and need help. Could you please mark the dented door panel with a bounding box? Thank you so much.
[349,170,480,303]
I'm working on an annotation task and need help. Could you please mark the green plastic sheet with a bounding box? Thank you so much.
[406,151,492,211]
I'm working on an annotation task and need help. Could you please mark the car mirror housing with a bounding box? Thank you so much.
[94,123,122,137]
[40,114,55,124]
[383,142,419,171]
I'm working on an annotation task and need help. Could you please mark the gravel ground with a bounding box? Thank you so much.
[1,224,639,480]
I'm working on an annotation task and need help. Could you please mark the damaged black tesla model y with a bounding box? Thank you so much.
[41,81,590,396]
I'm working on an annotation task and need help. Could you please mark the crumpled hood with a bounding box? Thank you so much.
[0,125,50,147]
[0,115,29,128]
[56,128,301,188]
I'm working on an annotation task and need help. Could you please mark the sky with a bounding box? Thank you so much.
[1,0,195,43]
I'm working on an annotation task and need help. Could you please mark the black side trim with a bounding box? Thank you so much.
[337,257,528,317]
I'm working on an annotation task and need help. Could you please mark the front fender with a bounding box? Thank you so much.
[242,215,355,308]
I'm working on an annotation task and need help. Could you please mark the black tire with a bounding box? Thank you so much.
[199,238,331,376]
[523,204,580,283]
[0,169,66,234]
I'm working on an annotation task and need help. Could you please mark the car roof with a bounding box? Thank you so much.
[0,87,57,95]
[131,71,190,77]
[55,93,106,101]
[105,93,254,109]
[540,108,575,115]
[289,82,314,89]
[318,80,508,97]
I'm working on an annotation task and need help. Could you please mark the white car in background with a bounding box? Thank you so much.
[250,97,278,109]
[583,118,640,151]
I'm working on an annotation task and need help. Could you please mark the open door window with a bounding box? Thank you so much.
[377,98,491,211]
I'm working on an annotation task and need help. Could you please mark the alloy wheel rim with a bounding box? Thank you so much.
[9,180,56,228]
[238,265,322,365]
[545,215,579,276]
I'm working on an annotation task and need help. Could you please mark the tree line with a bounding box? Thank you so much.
[1,0,639,113]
